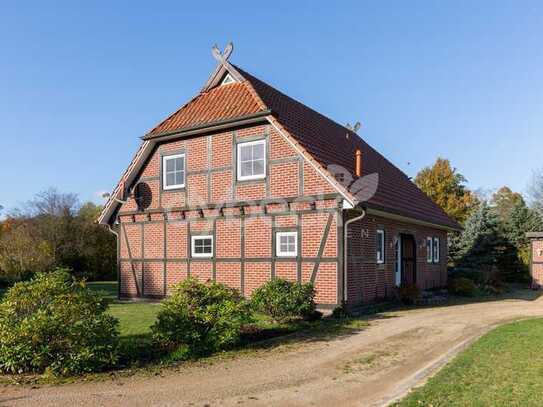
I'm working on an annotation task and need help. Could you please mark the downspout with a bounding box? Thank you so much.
[106,224,121,299]
[343,209,366,303]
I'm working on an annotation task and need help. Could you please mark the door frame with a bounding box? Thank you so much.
[395,233,417,287]
[395,236,402,287]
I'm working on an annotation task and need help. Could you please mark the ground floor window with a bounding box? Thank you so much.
[433,237,440,263]
[191,235,213,258]
[426,237,433,263]
[376,229,385,264]
[276,231,298,257]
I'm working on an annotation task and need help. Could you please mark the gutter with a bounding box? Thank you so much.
[343,209,366,303]
[106,224,118,238]
[365,207,461,232]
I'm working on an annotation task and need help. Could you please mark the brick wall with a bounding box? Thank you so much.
[116,123,344,306]
[345,211,448,305]
[531,239,543,288]
[115,121,452,307]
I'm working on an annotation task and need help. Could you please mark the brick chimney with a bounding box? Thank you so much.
[355,149,362,177]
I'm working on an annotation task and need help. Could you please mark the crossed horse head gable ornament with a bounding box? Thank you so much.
[212,42,234,65]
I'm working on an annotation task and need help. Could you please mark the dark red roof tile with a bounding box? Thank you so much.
[237,66,460,230]
[143,64,459,230]
[149,82,265,135]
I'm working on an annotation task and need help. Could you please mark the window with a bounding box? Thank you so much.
[163,153,185,190]
[221,73,235,85]
[237,139,266,181]
[426,237,433,263]
[376,229,385,264]
[276,231,298,257]
[433,237,440,263]
[191,235,213,258]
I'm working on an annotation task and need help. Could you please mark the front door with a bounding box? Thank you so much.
[401,234,416,286]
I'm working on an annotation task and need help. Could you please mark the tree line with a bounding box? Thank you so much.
[0,162,542,285]
[415,158,543,282]
[0,188,115,285]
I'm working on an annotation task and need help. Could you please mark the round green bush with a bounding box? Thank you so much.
[0,269,119,376]
[448,277,478,297]
[251,278,316,322]
[152,278,252,355]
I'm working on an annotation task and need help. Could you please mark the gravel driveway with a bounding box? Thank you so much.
[2,290,543,407]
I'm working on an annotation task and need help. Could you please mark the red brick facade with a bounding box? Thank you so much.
[530,238,543,288]
[345,212,447,305]
[114,120,450,307]
[116,123,343,305]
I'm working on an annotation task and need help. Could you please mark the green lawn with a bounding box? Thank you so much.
[87,282,160,337]
[396,318,543,406]
[84,281,368,369]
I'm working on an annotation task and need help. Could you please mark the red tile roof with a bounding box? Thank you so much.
[149,82,266,135]
[143,64,460,230]
[237,67,460,230]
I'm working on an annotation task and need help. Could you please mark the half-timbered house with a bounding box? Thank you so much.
[98,44,460,307]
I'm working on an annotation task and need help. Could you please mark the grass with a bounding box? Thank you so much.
[87,282,160,337]
[395,318,543,407]
[83,281,368,373]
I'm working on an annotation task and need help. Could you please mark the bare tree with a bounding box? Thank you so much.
[24,187,79,217]
[530,168,543,213]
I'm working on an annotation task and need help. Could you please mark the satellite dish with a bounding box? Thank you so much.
[134,182,152,211]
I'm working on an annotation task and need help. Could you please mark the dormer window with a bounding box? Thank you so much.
[221,73,235,86]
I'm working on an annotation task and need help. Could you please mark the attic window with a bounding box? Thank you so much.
[221,74,235,85]
[237,139,266,181]
[162,153,185,190]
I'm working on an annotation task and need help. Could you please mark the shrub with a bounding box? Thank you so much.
[251,279,316,322]
[0,269,119,375]
[449,268,486,285]
[305,309,323,321]
[152,278,252,355]
[448,277,478,297]
[397,284,421,305]
[331,306,352,319]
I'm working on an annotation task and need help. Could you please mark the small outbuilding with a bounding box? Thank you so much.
[527,232,543,288]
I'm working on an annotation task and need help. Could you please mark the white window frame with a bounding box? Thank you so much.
[162,153,186,190]
[191,235,213,258]
[433,237,440,263]
[276,231,298,257]
[426,237,433,263]
[236,139,266,181]
[376,229,385,264]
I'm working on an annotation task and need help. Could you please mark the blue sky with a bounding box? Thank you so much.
[1,1,542,213]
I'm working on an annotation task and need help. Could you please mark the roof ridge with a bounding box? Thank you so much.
[232,64,358,136]
[234,64,415,183]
